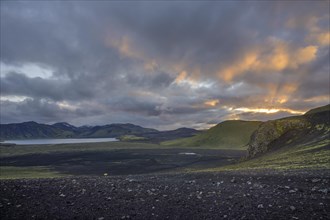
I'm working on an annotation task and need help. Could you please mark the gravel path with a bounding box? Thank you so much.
[1,170,329,220]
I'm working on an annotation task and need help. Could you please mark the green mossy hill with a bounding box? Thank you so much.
[247,105,330,158]
[162,120,262,149]
[218,138,330,171]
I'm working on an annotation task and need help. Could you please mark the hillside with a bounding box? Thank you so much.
[247,104,330,158]
[162,120,262,149]
[214,104,330,170]
[305,104,330,115]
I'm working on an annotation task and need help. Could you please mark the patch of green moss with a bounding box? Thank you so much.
[205,139,330,171]
[0,166,66,179]
[119,135,146,141]
[315,124,325,130]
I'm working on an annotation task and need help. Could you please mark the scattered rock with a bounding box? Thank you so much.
[311,179,321,183]
[318,189,328,194]
[1,170,329,219]
[290,206,296,211]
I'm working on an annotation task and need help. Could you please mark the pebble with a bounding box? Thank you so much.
[290,206,296,211]
[318,189,328,194]
[257,204,264,209]
[311,179,321,183]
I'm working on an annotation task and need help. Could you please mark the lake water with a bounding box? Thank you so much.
[2,138,118,145]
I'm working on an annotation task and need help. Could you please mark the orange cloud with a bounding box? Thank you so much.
[218,39,318,82]
[294,46,318,66]
[263,83,298,109]
[291,15,330,47]
[220,51,258,82]
[304,95,330,103]
[105,35,143,59]
[307,31,330,46]
[105,34,160,72]
[174,71,188,83]
[269,44,289,71]
[144,59,158,71]
[204,99,219,107]
[234,107,304,115]
[316,32,330,46]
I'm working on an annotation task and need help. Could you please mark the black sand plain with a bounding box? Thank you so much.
[1,170,329,219]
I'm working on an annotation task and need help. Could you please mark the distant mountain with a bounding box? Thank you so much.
[0,122,199,142]
[52,122,78,131]
[0,121,75,140]
[162,120,262,149]
[78,123,158,138]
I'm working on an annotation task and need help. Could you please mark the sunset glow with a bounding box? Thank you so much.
[1,1,329,129]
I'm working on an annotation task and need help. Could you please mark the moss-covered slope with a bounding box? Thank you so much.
[247,104,330,158]
[162,120,262,149]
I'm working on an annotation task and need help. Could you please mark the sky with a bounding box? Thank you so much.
[0,1,329,130]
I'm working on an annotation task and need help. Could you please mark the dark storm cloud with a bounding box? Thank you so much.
[1,72,95,101]
[0,98,74,124]
[0,1,329,129]
[124,71,175,90]
[294,51,330,99]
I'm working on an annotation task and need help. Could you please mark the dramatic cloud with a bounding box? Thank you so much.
[1,1,329,130]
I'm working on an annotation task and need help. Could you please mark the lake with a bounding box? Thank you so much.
[2,138,118,145]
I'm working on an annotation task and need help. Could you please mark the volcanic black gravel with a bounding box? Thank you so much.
[1,170,329,220]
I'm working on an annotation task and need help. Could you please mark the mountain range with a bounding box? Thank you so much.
[0,121,200,142]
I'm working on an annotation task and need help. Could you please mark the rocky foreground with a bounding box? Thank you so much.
[1,170,329,220]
